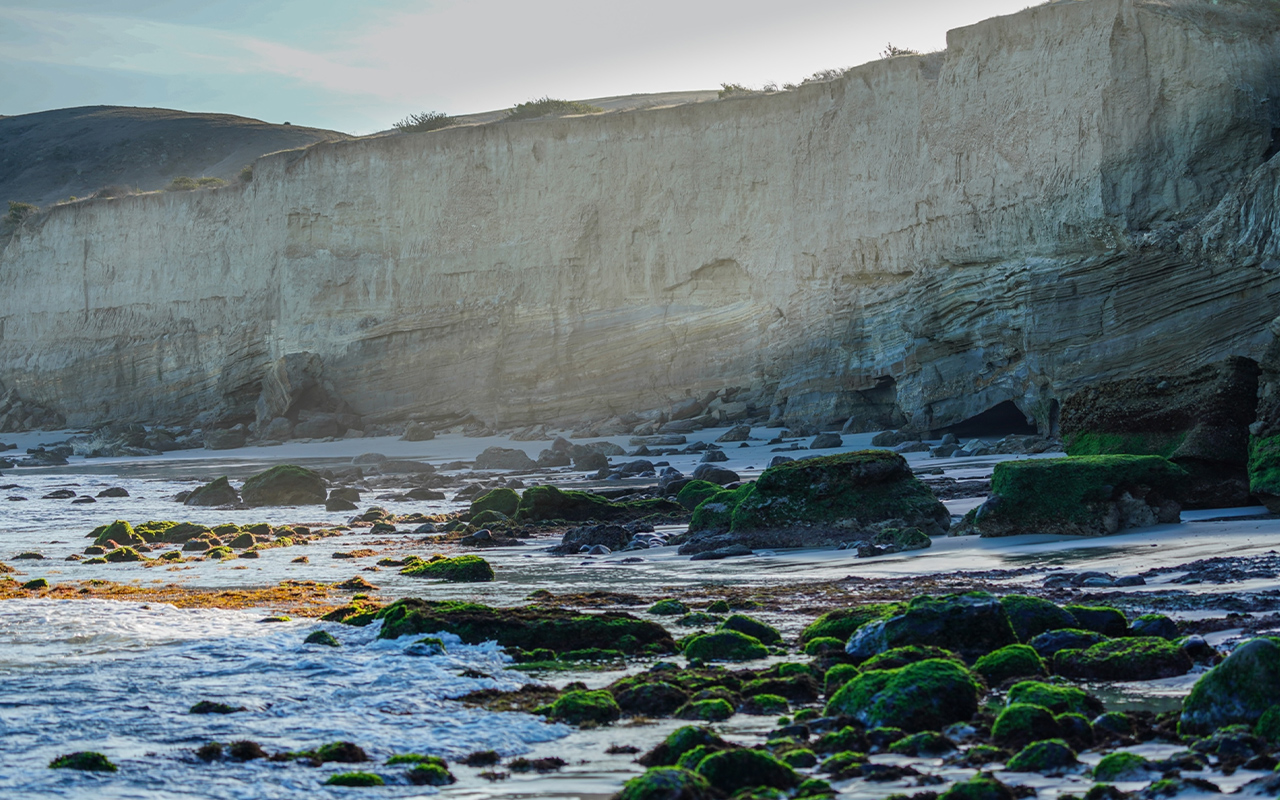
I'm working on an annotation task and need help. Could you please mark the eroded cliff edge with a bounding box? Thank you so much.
[4,0,1280,436]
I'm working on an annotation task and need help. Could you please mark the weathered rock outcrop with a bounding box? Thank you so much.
[3,1,1280,432]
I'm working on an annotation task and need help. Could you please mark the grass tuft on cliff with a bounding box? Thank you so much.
[394,111,455,133]
[507,98,604,121]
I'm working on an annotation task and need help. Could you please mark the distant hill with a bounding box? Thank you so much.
[0,106,349,207]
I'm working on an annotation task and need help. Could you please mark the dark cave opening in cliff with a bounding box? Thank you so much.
[940,400,1039,438]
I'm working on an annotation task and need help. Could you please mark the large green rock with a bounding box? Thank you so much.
[1181,638,1280,735]
[515,485,681,522]
[845,592,1018,662]
[799,603,903,644]
[694,749,799,795]
[999,595,1077,642]
[695,451,949,539]
[1054,637,1192,681]
[682,631,768,662]
[824,659,982,732]
[1061,357,1258,508]
[470,487,520,517]
[972,455,1186,536]
[240,465,326,506]
[341,598,675,653]
[400,555,495,583]
[613,767,718,800]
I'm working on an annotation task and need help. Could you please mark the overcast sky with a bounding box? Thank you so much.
[0,0,1034,135]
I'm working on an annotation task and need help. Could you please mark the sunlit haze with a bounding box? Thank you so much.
[2,0,1035,134]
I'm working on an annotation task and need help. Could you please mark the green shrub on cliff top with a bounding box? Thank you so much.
[165,176,225,192]
[393,111,454,133]
[6,200,37,225]
[507,97,604,121]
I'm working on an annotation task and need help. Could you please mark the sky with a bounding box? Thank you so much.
[0,0,1035,135]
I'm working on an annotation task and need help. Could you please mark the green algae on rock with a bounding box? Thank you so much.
[675,698,734,721]
[718,614,782,645]
[649,599,690,616]
[682,630,768,662]
[612,767,718,800]
[860,645,962,672]
[539,689,621,725]
[695,749,799,795]
[689,451,949,543]
[974,644,1046,684]
[1054,637,1192,681]
[343,597,676,653]
[1005,739,1078,772]
[677,480,723,511]
[470,487,520,517]
[992,704,1062,750]
[972,455,1186,536]
[800,603,904,644]
[939,774,1018,800]
[189,701,246,714]
[825,658,981,732]
[1093,751,1156,781]
[49,752,117,772]
[999,595,1079,642]
[407,762,456,785]
[1181,638,1280,735]
[240,465,326,507]
[400,554,495,582]
[324,772,384,786]
[1006,681,1103,717]
[1063,605,1129,637]
[639,726,729,767]
[515,485,682,522]
[304,630,340,647]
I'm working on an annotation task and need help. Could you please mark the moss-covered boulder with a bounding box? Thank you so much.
[470,487,521,517]
[613,767,718,800]
[718,614,782,645]
[240,465,326,507]
[800,603,903,644]
[401,554,495,582]
[675,698,734,721]
[992,703,1062,750]
[105,546,146,563]
[92,519,145,547]
[516,485,681,522]
[688,451,949,545]
[888,731,955,756]
[614,681,689,716]
[845,592,1017,663]
[860,645,962,672]
[304,630,340,647]
[1062,357,1259,508]
[649,599,690,616]
[740,694,789,715]
[999,596,1078,642]
[974,645,1046,684]
[972,455,1186,536]
[688,484,754,532]
[1054,637,1192,681]
[1094,752,1156,782]
[638,727,728,768]
[1005,739,1078,773]
[694,749,799,795]
[407,762,456,786]
[1006,681,1102,716]
[676,481,723,511]
[541,690,621,725]
[683,630,768,662]
[1028,628,1110,658]
[939,774,1018,800]
[184,476,239,506]
[344,598,675,653]
[1130,614,1179,640]
[825,658,981,732]
[1181,638,1280,735]
[324,772,384,786]
[49,752,117,771]
[823,664,860,696]
[1064,605,1129,637]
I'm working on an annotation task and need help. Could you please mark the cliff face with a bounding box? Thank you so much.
[4,0,1280,434]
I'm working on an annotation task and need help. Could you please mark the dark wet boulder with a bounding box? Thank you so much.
[690,464,740,485]
[1028,628,1109,658]
[860,645,962,672]
[1180,638,1280,736]
[516,485,681,522]
[240,465,326,507]
[800,603,903,644]
[1094,752,1157,782]
[1006,681,1104,716]
[999,595,1078,642]
[687,451,948,549]
[1062,357,1259,508]
[204,427,247,450]
[400,555,495,582]
[939,774,1018,800]
[612,767,719,800]
[474,447,537,471]
[695,749,798,795]
[184,476,239,507]
[304,630,340,647]
[470,487,520,517]
[1130,614,1179,640]
[1064,605,1128,636]
[845,592,1017,663]
[190,700,246,714]
[552,524,632,555]
[342,598,675,653]
[824,658,982,732]
[614,682,689,716]
[971,455,1185,536]
[639,726,729,768]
